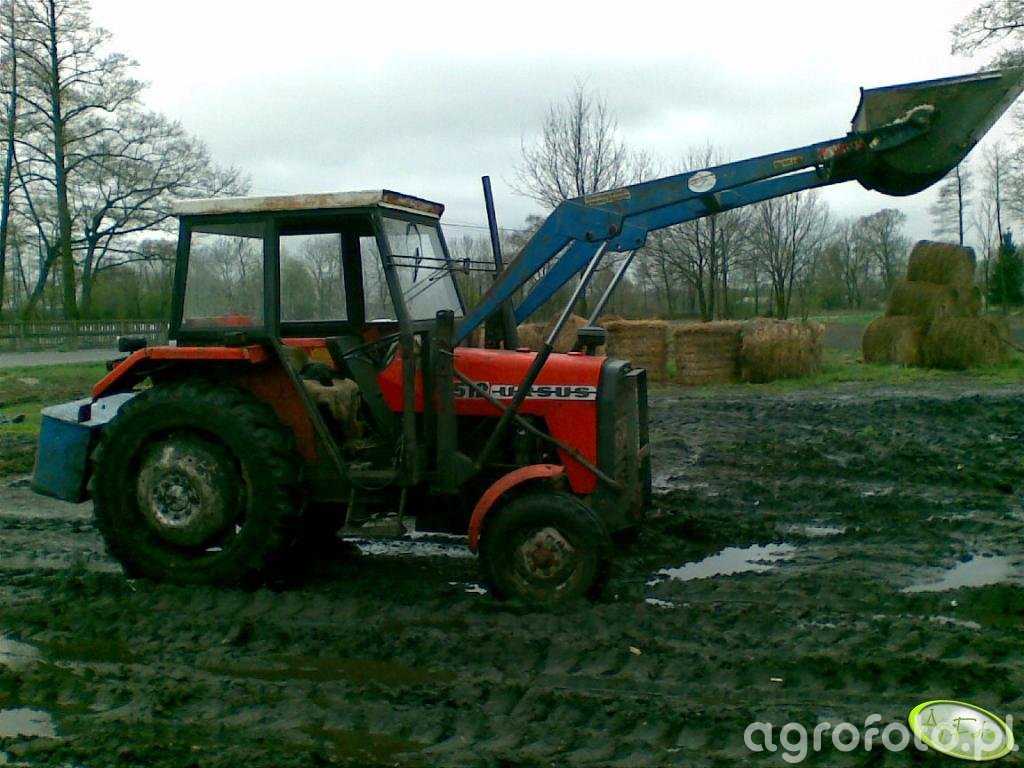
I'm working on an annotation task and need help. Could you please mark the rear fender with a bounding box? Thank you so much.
[467,464,565,552]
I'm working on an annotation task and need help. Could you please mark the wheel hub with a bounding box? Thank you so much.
[515,527,577,584]
[135,435,241,548]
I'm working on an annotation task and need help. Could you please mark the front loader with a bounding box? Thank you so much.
[31,69,1024,605]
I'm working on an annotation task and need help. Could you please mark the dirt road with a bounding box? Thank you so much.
[2,382,1023,766]
[0,350,119,370]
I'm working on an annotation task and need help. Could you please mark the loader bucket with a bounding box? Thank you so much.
[853,68,1024,196]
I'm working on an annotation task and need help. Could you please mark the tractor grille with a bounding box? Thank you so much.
[598,361,650,527]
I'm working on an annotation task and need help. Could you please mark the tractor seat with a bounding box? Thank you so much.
[326,336,397,438]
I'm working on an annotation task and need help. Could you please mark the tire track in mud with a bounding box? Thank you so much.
[1,383,1024,766]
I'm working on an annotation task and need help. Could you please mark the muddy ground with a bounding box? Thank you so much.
[2,381,1024,767]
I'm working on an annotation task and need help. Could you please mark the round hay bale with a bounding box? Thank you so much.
[604,320,669,382]
[922,316,1012,369]
[885,280,978,318]
[740,318,824,383]
[542,313,589,353]
[861,316,928,366]
[672,321,743,385]
[905,240,976,287]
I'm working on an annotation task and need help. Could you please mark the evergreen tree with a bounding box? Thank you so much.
[988,230,1023,310]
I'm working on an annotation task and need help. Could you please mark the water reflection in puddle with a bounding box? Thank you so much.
[801,525,846,537]
[0,708,56,738]
[648,543,796,586]
[0,636,39,670]
[903,554,1021,593]
[350,537,474,560]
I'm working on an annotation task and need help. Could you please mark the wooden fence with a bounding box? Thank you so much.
[0,319,168,352]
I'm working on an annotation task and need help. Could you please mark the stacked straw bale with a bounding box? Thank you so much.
[542,313,590,353]
[515,323,544,352]
[673,322,743,385]
[863,240,1008,368]
[604,320,669,382]
[514,314,597,353]
[739,319,824,383]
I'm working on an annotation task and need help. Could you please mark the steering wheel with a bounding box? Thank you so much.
[341,331,402,370]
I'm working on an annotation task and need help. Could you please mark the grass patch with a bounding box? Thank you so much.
[0,363,105,476]
[805,310,883,326]
[658,350,1024,393]
[757,351,1024,392]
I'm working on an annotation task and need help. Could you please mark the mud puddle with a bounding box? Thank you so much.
[903,553,1024,593]
[785,523,846,537]
[0,708,57,738]
[647,542,796,585]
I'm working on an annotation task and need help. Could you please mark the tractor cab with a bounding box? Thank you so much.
[171,190,462,347]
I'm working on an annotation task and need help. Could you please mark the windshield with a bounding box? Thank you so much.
[380,217,462,320]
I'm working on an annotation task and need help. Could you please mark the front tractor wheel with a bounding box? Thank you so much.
[90,379,303,587]
[480,492,611,606]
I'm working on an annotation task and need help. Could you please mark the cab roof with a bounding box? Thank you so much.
[172,189,444,219]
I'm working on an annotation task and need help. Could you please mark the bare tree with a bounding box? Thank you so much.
[855,208,910,294]
[828,218,874,308]
[747,191,829,319]
[929,164,973,245]
[0,0,246,319]
[635,146,746,321]
[512,82,654,317]
[73,110,247,315]
[447,232,493,309]
[514,81,650,208]
[12,0,143,318]
[952,0,1024,55]
[0,0,18,318]
[972,142,1012,293]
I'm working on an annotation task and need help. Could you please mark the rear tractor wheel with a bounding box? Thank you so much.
[480,492,611,606]
[90,379,303,586]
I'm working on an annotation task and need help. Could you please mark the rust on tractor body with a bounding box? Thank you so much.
[172,189,444,218]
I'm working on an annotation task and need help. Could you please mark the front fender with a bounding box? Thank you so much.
[31,393,137,503]
[467,464,565,552]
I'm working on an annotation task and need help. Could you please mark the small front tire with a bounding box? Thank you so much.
[479,492,611,606]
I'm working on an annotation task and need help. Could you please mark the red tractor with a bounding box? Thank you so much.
[32,68,1024,604]
[34,189,648,604]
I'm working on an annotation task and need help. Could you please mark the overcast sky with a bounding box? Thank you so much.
[87,0,1009,246]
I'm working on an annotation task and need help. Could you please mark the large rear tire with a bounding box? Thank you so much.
[479,492,611,606]
[90,379,303,587]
